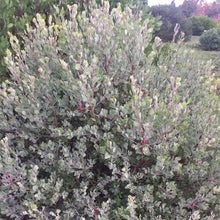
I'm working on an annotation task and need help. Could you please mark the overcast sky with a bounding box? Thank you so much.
[148,0,216,6]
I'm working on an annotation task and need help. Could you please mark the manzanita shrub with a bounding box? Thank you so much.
[0,0,154,84]
[0,1,219,219]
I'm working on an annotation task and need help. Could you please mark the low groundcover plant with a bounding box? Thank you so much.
[0,1,219,219]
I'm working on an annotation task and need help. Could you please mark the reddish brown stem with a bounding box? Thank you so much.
[104,55,108,74]
[53,109,58,127]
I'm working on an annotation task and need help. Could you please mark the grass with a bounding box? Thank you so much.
[184,36,220,79]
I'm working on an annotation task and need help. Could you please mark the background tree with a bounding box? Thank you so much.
[149,4,192,41]
[180,0,198,17]
[205,1,220,23]
[192,0,212,16]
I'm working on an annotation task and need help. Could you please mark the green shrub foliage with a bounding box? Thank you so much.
[0,2,219,219]
[189,15,218,36]
[149,4,192,42]
[0,0,81,84]
[0,0,152,84]
[199,28,220,51]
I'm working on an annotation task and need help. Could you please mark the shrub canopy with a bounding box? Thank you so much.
[189,15,218,36]
[0,0,144,83]
[0,0,79,84]
[200,27,220,51]
[0,1,219,219]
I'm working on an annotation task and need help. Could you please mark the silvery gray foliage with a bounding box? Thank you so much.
[0,1,219,219]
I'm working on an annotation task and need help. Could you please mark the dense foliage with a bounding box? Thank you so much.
[0,0,81,83]
[0,0,147,84]
[149,4,192,42]
[205,1,220,19]
[199,27,220,50]
[180,0,198,18]
[0,1,219,219]
[189,15,218,36]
